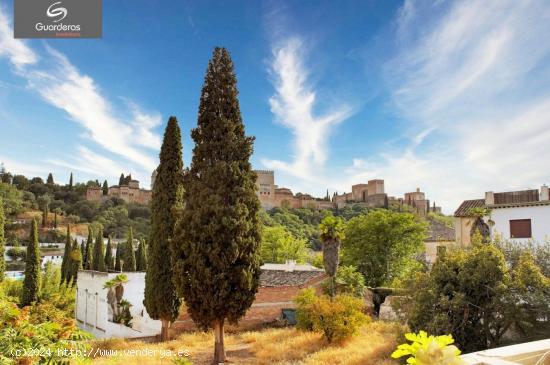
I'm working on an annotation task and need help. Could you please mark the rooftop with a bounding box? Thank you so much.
[454,199,485,217]
[260,262,325,287]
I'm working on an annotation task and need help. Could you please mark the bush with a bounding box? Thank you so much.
[5,247,25,260]
[322,265,366,298]
[295,289,369,343]
[0,280,23,303]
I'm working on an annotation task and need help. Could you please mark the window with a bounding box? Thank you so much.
[510,219,531,238]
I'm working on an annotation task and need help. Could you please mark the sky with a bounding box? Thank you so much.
[0,0,549,214]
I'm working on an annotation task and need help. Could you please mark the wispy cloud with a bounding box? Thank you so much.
[350,0,550,211]
[262,37,352,180]
[0,11,161,184]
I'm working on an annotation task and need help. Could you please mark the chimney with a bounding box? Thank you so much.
[485,191,494,205]
[541,185,549,201]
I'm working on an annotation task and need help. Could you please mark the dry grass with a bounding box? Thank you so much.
[88,321,405,365]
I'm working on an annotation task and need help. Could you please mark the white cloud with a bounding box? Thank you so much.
[262,37,352,180]
[0,13,161,184]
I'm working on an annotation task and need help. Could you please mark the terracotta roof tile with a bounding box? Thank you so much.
[454,199,485,217]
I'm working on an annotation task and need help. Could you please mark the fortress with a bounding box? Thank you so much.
[254,170,442,214]
[86,179,152,205]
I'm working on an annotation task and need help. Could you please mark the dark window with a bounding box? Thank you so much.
[510,219,531,238]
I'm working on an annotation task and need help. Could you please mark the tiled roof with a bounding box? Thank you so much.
[426,220,455,241]
[454,199,485,217]
[260,263,325,287]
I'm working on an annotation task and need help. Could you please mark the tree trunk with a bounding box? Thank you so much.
[213,319,226,364]
[161,319,170,341]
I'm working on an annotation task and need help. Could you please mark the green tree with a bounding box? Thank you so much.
[104,236,114,271]
[136,239,147,271]
[119,173,125,186]
[53,207,62,229]
[343,210,426,287]
[0,197,5,281]
[21,218,41,306]
[84,227,94,270]
[67,238,82,286]
[319,215,345,298]
[122,227,136,272]
[37,194,51,228]
[144,117,184,341]
[69,172,73,189]
[114,242,123,272]
[173,47,262,363]
[60,225,72,283]
[47,173,54,185]
[92,229,106,272]
[102,180,109,196]
[322,265,366,298]
[260,225,308,263]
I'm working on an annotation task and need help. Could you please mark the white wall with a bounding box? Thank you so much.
[490,205,550,243]
[76,270,161,339]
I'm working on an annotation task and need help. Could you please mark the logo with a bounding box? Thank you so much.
[46,2,68,23]
[14,0,102,39]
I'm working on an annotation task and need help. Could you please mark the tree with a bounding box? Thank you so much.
[0,197,5,281]
[122,227,136,272]
[37,194,51,228]
[84,227,94,270]
[92,229,106,272]
[342,210,426,287]
[104,236,114,271]
[114,242,123,272]
[60,225,72,283]
[102,180,109,196]
[69,172,73,189]
[136,239,147,271]
[323,265,366,298]
[21,219,41,306]
[119,173,125,186]
[53,207,62,228]
[319,215,345,298]
[260,225,308,263]
[47,173,54,185]
[173,47,262,363]
[67,238,82,286]
[144,117,184,341]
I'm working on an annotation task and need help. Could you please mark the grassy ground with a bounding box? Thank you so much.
[87,321,405,365]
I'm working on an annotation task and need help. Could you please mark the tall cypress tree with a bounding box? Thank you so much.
[144,117,184,341]
[122,227,136,272]
[173,47,261,362]
[60,225,72,283]
[119,173,125,186]
[92,229,106,272]
[47,173,54,185]
[136,239,147,271]
[84,227,94,270]
[114,242,123,272]
[104,236,114,271]
[21,219,41,306]
[102,180,109,195]
[0,197,5,281]
[67,238,82,286]
[69,172,73,189]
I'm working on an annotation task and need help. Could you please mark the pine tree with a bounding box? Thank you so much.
[144,117,184,341]
[60,225,72,283]
[136,239,147,271]
[84,227,94,270]
[21,219,41,306]
[104,236,114,271]
[0,197,5,281]
[47,173,54,185]
[92,229,106,272]
[114,242,123,272]
[173,47,261,362]
[69,172,73,189]
[102,180,109,195]
[122,227,136,272]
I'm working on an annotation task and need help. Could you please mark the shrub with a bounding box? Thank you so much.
[295,289,369,343]
[391,331,465,365]
[0,280,23,303]
[322,265,366,297]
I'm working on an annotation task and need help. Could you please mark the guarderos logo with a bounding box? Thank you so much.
[46,2,67,23]
[35,1,81,34]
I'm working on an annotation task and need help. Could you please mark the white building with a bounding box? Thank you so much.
[455,185,550,245]
[76,270,160,339]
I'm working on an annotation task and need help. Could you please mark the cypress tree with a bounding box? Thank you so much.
[136,239,147,271]
[67,238,82,286]
[119,173,125,186]
[80,241,85,262]
[0,197,5,281]
[173,47,261,362]
[84,227,94,270]
[144,116,184,341]
[60,225,71,283]
[47,173,54,185]
[104,236,114,271]
[122,227,136,272]
[92,229,106,272]
[21,219,41,306]
[69,172,73,189]
[114,242,123,272]
[102,180,109,195]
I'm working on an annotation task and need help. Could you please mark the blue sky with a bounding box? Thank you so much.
[0,0,549,213]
